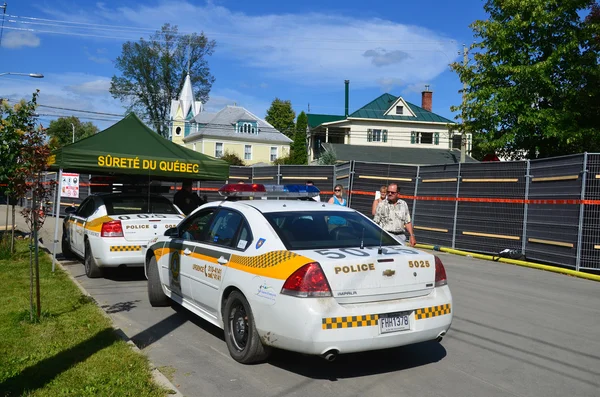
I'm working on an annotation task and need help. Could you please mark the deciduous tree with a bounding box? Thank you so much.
[265,98,295,138]
[451,0,600,159]
[46,116,99,150]
[110,23,216,137]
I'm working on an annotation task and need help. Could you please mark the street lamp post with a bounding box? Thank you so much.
[71,123,75,143]
[0,72,44,78]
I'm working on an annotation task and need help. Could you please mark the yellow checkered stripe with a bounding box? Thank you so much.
[110,246,142,252]
[230,250,299,269]
[415,304,451,320]
[322,314,379,330]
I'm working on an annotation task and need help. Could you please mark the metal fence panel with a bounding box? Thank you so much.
[228,166,252,182]
[280,165,335,196]
[350,161,418,217]
[581,153,600,270]
[455,161,527,255]
[414,164,459,248]
[252,166,278,184]
[524,154,584,268]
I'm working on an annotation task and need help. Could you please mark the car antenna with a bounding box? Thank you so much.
[377,145,393,255]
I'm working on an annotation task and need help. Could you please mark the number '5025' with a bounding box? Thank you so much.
[408,260,430,268]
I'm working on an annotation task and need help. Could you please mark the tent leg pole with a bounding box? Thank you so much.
[52,169,63,272]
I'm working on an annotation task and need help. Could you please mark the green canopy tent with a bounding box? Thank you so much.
[48,113,229,270]
[48,113,228,180]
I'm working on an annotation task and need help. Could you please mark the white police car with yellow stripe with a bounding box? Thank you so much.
[62,193,184,278]
[145,184,452,364]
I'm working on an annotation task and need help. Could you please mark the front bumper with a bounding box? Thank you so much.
[252,285,453,356]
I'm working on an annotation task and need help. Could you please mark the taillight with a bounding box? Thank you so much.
[435,256,447,287]
[281,262,332,298]
[101,220,123,237]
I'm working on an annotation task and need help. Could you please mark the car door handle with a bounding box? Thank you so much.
[183,248,192,255]
[217,256,228,265]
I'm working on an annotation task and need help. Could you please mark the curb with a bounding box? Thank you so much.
[50,251,184,397]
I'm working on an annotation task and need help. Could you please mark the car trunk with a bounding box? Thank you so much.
[119,214,184,242]
[300,246,436,303]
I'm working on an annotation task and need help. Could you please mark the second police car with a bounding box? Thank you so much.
[145,184,452,363]
[62,193,185,278]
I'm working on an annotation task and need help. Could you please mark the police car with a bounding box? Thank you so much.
[62,193,185,278]
[145,184,452,364]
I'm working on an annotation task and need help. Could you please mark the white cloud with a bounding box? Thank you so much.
[66,79,112,95]
[39,1,459,88]
[204,88,271,119]
[377,78,404,92]
[1,31,41,49]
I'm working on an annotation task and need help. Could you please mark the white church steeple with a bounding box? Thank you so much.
[170,74,203,145]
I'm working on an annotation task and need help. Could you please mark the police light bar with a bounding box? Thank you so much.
[218,183,267,197]
[218,183,320,198]
[262,184,320,198]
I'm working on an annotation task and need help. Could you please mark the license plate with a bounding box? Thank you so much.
[379,312,411,334]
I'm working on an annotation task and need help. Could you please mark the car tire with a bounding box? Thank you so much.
[147,255,169,307]
[61,228,75,260]
[223,291,271,364]
[84,240,102,278]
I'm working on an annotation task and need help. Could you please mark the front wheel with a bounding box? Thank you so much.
[223,291,271,364]
[147,255,169,307]
[84,240,102,278]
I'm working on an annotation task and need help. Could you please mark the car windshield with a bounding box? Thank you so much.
[102,196,179,215]
[263,210,399,250]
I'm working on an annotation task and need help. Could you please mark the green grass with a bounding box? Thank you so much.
[0,240,169,397]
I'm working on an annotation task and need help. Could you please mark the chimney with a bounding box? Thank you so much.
[421,84,432,112]
[344,80,349,118]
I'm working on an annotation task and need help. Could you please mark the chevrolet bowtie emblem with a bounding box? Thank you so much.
[382,269,395,277]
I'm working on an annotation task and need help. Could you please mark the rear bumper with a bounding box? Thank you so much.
[89,237,145,267]
[252,285,453,356]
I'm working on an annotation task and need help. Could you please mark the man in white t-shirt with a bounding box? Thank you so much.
[306,180,321,202]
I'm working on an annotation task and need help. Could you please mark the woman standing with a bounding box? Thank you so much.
[371,185,387,216]
[328,184,347,206]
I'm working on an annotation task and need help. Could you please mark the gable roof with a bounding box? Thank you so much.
[48,113,229,180]
[322,143,477,165]
[350,93,455,123]
[307,114,347,129]
[186,106,292,144]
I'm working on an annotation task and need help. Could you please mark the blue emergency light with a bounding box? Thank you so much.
[218,183,320,199]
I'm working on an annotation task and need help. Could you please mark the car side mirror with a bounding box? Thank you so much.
[65,206,77,215]
[165,227,179,238]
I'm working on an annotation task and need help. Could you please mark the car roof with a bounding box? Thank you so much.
[220,199,355,213]
[92,193,169,199]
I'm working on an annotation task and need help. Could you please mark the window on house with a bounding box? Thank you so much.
[367,129,372,142]
[270,147,278,162]
[244,145,252,160]
[373,129,382,142]
[382,130,388,143]
[452,135,462,149]
[215,142,223,158]
[396,106,403,115]
[237,121,258,134]
[420,132,433,144]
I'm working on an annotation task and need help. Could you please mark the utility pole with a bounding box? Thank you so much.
[0,3,7,50]
[71,122,75,143]
[460,43,468,163]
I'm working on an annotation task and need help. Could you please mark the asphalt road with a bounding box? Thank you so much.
[5,206,600,397]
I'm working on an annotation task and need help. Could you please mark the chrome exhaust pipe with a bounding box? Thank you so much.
[436,330,446,342]
[321,349,339,362]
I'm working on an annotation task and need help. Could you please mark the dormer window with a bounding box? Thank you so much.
[396,106,403,115]
[236,121,258,134]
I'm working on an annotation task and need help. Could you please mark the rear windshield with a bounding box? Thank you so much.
[263,210,398,250]
[102,196,179,215]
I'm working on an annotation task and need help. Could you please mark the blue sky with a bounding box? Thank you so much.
[0,0,488,130]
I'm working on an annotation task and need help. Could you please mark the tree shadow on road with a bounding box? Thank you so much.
[0,328,117,395]
[101,300,141,314]
[268,340,447,380]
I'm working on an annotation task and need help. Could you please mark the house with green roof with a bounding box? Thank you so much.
[307,83,474,164]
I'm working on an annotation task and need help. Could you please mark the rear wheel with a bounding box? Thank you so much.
[223,291,271,364]
[147,255,169,307]
[84,240,102,278]
[61,229,75,259]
